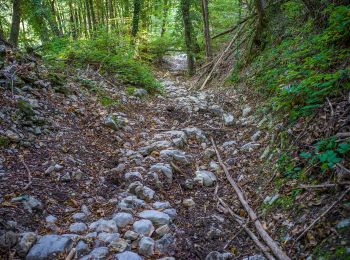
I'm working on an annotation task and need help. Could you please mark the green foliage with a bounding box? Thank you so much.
[0,136,11,148]
[126,86,136,95]
[300,137,350,171]
[276,196,294,209]
[42,33,161,94]
[17,100,34,118]
[140,34,179,62]
[231,3,350,119]
[75,77,120,107]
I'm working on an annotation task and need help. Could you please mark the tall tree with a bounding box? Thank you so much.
[161,0,170,36]
[253,0,265,48]
[131,0,141,37]
[201,0,212,60]
[181,0,195,75]
[9,0,21,46]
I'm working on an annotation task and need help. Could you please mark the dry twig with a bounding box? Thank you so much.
[65,248,76,260]
[211,137,291,260]
[20,158,32,190]
[326,97,334,117]
[217,197,275,260]
[299,183,350,189]
[294,186,350,243]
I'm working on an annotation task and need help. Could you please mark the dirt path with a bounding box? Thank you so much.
[1,58,279,259]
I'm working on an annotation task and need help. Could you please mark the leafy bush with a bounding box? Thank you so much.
[140,34,179,62]
[42,32,161,93]
[231,3,350,120]
[300,137,350,171]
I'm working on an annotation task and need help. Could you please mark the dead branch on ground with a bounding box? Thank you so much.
[294,186,350,244]
[211,137,291,260]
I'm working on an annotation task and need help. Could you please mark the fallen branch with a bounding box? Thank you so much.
[336,132,350,138]
[170,162,190,178]
[199,25,245,91]
[326,97,334,117]
[151,127,236,132]
[65,248,76,260]
[211,137,291,260]
[218,197,275,260]
[294,186,350,243]
[211,14,255,40]
[96,72,119,89]
[299,182,350,189]
[337,163,350,174]
[20,158,32,190]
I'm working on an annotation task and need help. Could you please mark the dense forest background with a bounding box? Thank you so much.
[0,0,350,258]
[1,0,349,114]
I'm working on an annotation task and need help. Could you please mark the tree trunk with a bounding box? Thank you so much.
[181,0,195,76]
[252,0,266,49]
[89,0,97,32]
[9,0,21,46]
[201,0,212,60]
[85,0,93,34]
[161,0,169,36]
[131,0,141,37]
[55,1,65,34]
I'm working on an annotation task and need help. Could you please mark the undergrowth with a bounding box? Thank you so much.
[231,2,350,120]
[41,31,161,94]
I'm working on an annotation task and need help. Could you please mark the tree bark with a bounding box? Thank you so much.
[85,0,93,34]
[201,0,212,60]
[161,0,170,36]
[9,0,21,46]
[69,0,77,39]
[131,0,142,37]
[253,0,265,48]
[181,0,195,76]
[89,0,97,32]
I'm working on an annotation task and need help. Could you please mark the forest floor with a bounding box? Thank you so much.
[0,48,349,260]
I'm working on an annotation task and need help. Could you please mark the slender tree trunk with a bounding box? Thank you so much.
[89,0,96,32]
[85,0,93,34]
[0,16,5,40]
[69,0,77,39]
[44,0,61,37]
[201,0,212,60]
[161,0,169,36]
[80,0,88,37]
[131,0,141,37]
[253,0,266,48]
[75,7,81,37]
[9,0,21,46]
[181,0,195,76]
[55,1,65,34]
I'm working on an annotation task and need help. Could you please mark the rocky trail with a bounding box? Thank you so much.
[3,50,345,260]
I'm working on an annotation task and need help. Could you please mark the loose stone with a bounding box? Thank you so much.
[26,235,73,260]
[133,219,155,236]
[110,238,129,252]
[183,198,195,208]
[138,210,171,226]
[113,212,134,228]
[80,247,109,260]
[156,225,171,237]
[69,222,88,234]
[76,241,90,257]
[115,251,143,260]
[89,219,118,233]
[138,237,155,256]
[16,232,37,257]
